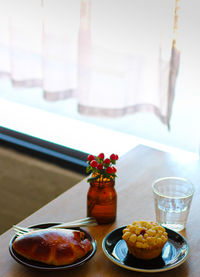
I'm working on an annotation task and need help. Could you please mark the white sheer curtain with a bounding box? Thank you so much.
[0,0,179,127]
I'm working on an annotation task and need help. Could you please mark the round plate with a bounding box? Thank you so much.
[9,223,97,271]
[102,226,189,273]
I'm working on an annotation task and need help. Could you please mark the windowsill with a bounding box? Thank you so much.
[0,98,198,164]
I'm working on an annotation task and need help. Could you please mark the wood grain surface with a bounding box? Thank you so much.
[1,145,200,277]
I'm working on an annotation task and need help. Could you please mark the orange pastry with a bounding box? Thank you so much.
[122,221,168,260]
[12,229,92,266]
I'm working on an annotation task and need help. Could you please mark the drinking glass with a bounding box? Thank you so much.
[152,177,194,232]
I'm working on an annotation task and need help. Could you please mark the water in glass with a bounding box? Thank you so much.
[152,177,194,232]
[154,195,193,231]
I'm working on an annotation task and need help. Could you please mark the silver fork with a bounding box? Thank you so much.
[13,217,97,236]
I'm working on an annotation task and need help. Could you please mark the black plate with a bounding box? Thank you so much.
[9,223,97,271]
[102,226,189,273]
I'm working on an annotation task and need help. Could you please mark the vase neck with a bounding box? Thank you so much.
[90,176,115,188]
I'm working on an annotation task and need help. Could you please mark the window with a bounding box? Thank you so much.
[0,0,199,161]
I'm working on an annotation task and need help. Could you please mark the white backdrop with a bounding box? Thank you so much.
[0,0,179,127]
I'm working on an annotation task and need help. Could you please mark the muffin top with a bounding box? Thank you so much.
[122,221,168,249]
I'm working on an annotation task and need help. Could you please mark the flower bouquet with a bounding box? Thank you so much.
[86,153,118,182]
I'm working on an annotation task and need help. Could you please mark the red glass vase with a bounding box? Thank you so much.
[87,175,117,224]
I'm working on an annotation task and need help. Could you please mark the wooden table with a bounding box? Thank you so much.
[1,145,200,277]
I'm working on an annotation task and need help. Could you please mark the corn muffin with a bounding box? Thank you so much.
[122,221,168,260]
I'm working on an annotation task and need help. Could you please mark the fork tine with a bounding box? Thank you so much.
[13,229,27,237]
[13,225,30,232]
[13,226,30,236]
[14,232,22,237]
[14,230,25,236]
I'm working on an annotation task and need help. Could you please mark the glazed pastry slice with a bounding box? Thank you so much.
[12,229,92,266]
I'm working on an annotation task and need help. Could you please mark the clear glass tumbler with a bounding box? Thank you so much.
[152,177,194,232]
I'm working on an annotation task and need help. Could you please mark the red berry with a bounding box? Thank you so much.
[112,166,117,173]
[98,153,105,160]
[90,160,98,168]
[106,166,113,174]
[140,229,146,236]
[104,158,111,164]
[115,154,119,160]
[97,163,103,170]
[88,154,95,162]
[110,154,116,160]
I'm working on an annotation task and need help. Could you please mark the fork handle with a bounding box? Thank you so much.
[52,222,96,229]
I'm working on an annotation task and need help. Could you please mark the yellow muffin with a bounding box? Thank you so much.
[122,221,168,260]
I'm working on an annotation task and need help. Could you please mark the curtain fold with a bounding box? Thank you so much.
[0,0,180,127]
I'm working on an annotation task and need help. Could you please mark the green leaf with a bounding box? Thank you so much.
[87,175,100,182]
[86,166,92,173]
